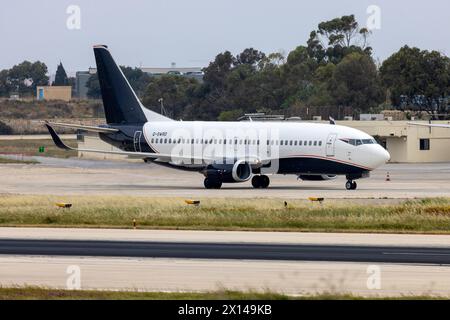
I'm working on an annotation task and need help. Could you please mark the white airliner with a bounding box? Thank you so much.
[45,45,391,190]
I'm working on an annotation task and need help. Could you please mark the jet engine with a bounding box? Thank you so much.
[204,160,253,183]
[231,160,253,182]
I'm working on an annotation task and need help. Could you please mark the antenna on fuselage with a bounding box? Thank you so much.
[329,116,336,125]
[158,98,168,117]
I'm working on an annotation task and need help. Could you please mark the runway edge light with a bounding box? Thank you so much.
[185,199,201,206]
[308,197,324,203]
[55,202,72,209]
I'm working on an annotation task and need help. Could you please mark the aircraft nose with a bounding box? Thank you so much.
[377,146,391,164]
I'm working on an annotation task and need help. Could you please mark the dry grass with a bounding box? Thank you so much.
[0,195,450,233]
[0,139,77,158]
[0,286,445,300]
[0,157,38,164]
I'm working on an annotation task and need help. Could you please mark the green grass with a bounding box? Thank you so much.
[1,195,450,233]
[0,139,77,158]
[0,287,446,300]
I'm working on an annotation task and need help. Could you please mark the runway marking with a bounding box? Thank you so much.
[383,252,450,257]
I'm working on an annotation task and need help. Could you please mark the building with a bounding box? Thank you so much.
[36,86,72,101]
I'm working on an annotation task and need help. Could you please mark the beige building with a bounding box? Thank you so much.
[36,86,72,101]
[77,121,450,163]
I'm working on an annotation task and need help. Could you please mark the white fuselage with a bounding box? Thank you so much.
[139,121,390,174]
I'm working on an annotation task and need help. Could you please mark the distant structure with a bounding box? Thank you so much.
[74,67,97,99]
[36,86,72,101]
[74,66,203,99]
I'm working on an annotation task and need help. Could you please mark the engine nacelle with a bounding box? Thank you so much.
[231,160,252,182]
[298,174,337,181]
[204,160,253,183]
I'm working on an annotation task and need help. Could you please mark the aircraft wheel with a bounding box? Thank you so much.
[260,175,270,189]
[251,175,261,189]
[351,181,357,190]
[213,180,223,189]
[204,178,213,189]
[345,180,353,190]
[204,177,222,189]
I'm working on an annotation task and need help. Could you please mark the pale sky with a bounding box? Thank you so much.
[1,0,449,75]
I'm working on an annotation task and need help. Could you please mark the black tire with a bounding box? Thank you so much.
[213,180,223,189]
[251,175,261,188]
[260,175,270,188]
[345,180,353,190]
[204,178,222,189]
[351,181,357,190]
[204,178,213,189]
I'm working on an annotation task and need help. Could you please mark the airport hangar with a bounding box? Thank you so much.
[76,120,450,163]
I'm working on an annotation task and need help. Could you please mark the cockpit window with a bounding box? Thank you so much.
[340,138,377,146]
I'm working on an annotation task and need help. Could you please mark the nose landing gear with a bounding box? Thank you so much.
[252,175,270,189]
[345,180,357,190]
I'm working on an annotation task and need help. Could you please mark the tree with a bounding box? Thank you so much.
[235,48,266,67]
[329,52,384,112]
[280,46,318,107]
[7,61,49,96]
[86,74,101,99]
[0,70,12,97]
[307,15,372,64]
[142,75,199,119]
[53,62,69,86]
[218,109,244,121]
[380,46,450,116]
[202,51,235,96]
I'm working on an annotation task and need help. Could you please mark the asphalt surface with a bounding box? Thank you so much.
[2,157,450,198]
[1,239,450,264]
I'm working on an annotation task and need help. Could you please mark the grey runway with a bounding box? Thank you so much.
[1,239,450,264]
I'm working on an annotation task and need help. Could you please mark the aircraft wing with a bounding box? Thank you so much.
[43,121,119,133]
[407,122,450,129]
[45,123,253,165]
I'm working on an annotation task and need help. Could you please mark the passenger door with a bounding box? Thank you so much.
[326,133,337,157]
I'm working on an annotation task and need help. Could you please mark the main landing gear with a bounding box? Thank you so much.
[251,175,270,189]
[204,177,223,189]
[345,180,357,190]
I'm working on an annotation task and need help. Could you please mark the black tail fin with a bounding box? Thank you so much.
[93,45,147,125]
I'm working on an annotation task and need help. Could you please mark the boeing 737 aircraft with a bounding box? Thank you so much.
[45,45,391,190]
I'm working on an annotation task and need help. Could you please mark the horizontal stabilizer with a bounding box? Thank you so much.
[44,121,119,133]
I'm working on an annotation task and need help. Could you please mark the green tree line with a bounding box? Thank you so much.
[1,15,449,120]
[139,15,450,120]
